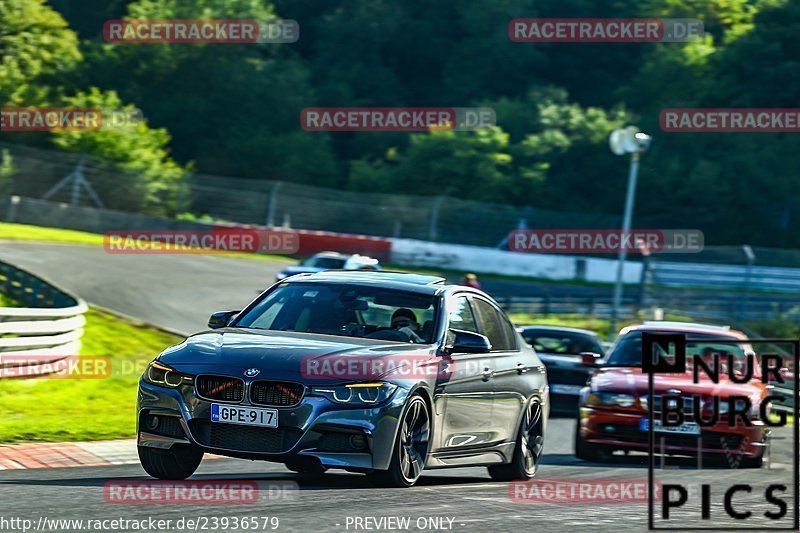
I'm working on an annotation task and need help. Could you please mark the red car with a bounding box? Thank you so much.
[575,322,771,468]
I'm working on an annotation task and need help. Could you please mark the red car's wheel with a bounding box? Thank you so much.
[574,422,611,462]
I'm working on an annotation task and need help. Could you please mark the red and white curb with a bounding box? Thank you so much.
[0,439,222,470]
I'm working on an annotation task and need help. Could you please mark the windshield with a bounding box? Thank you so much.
[234,282,438,343]
[605,331,755,372]
[303,257,347,269]
[521,329,604,356]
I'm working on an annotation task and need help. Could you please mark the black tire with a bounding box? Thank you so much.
[574,422,609,462]
[367,395,430,488]
[488,401,545,481]
[138,445,203,480]
[285,458,328,476]
[738,450,764,469]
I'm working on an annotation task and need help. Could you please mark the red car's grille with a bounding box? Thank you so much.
[250,381,304,407]
[651,395,696,417]
[196,375,244,402]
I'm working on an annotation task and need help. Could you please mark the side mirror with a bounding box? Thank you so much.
[208,310,240,329]
[580,352,602,367]
[445,329,492,354]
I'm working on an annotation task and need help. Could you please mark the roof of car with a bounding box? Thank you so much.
[312,251,350,259]
[283,270,447,293]
[620,321,747,338]
[516,324,599,337]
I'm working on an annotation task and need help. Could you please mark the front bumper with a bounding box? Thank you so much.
[578,407,768,457]
[137,380,409,471]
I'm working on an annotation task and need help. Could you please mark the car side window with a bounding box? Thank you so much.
[498,314,518,351]
[473,298,515,351]
[448,296,479,333]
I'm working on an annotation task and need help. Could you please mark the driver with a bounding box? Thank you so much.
[391,308,423,343]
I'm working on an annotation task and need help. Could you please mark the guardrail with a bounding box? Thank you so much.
[495,294,800,322]
[0,260,88,378]
[651,261,800,293]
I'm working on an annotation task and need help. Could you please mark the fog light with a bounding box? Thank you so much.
[349,434,367,450]
[146,415,160,431]
[604,425,615,433]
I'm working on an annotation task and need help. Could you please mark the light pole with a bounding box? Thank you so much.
[609,127,651,335]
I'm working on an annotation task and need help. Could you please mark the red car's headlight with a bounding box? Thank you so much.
[587,392,636,408]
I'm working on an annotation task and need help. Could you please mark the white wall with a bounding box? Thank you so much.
[390,238,642,284]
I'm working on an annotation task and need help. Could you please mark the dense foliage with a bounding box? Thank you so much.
[1,0,797,246]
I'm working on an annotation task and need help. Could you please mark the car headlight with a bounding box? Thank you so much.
[143,361,191,388]
[587,392,636,408]
[312,382,398,406]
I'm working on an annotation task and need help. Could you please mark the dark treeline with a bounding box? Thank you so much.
[2,0,798,246]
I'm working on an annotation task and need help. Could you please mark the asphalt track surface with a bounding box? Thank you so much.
[0,241,285,334]
[0,241,615,335]
[0,242,797,532]
[0,420,795,533]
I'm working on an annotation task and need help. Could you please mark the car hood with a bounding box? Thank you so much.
[591,366,765,398]
[157,328,436,383]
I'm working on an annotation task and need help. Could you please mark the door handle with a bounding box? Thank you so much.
[516,363,528,374]
[482,367,493,380]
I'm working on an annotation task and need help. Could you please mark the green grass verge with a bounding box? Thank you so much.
[0,308,181,443]
[0,222,105,245]
[0,222,294,263]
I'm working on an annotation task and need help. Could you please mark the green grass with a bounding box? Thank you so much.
[0,308,181,443]
[0,222,105,245]
[0,222,294,263]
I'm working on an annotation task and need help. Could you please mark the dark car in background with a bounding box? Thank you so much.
[275,251,380,281]
[138,271,548,487]
[518,325,605,413]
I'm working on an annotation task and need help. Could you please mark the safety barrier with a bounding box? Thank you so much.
[0,260,87,378]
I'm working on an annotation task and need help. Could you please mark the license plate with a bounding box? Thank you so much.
[640,418,700,435]
[211,404,278,428]
[550,384,583,395]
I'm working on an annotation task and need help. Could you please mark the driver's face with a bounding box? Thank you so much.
[392,318,418,330]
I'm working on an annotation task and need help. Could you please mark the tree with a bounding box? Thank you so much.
[0,0,81,105]
[51,88,187,216]
[83,0,339,186]
[349,127,513,203]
